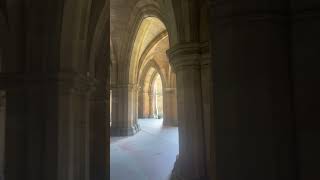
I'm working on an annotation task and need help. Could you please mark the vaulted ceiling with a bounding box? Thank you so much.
[110,0,139,57]
[110,0,166,64]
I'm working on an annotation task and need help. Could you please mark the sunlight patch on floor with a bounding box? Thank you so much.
[110,119,179,180]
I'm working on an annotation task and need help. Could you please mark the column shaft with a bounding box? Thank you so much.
[2,73,93,180]
[291,1,320,179]
[111,84,140,136]
[200,46,213,179]
[90,89,109,180]
[168,43,207,180]
[163,88,178,126]
[0,91,4,180]
[4,89,27,180]
[140,91,152,118]
[210,1,295,179]
[47,75,92,180]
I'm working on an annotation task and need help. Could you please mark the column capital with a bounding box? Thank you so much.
[200,42,211,66]
[167,43,202,71]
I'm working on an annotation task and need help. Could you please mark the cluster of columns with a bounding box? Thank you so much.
[0,1,110,180]
[139,90,155,118]
[207,0,320,180]
[111,84,141,136]
[0,73,108,180]
[0,91,5,180]
[163,87,178,126]
[138,86,178,126]
[167,0,320,179]
[167,42,212,180]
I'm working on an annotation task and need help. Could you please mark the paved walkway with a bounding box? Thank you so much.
[111,119,179,180]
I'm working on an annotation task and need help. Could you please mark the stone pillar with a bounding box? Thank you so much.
[0,91,5,180]
[111,84,140,136]
[140,91,152,118]
[163,88,178,126]
[5,73,89,180]
[149,92,155,118]
[46,75,92,180]
[200,44,213,179]
[90,87,109,180]
[5,88,27,180]
[110,90,112,124]
[138,90,143,118]
[209,1,295,179]
[1,73,93,180]
[168,43,207,180]
[291,1,320,179]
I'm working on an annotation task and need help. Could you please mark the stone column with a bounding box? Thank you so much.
[200,44,213,179]
[209,1,295,179]
[111,84,140,136]
[168,43,207,180]
[0,91,5,180]
[4,88,28,180]
[138,90,143,118]
[45,74,92,180]
[110,90,112,124]
[163,88,178,126]
[291,1,320,179]
[90,87,109,180]
[140,91,152,118]
[1,73,93,180]
[149,92,155,118]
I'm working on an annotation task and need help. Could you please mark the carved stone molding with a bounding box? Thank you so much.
[0,72,97,95]
[200,42,211,66]
[167,43,202,71]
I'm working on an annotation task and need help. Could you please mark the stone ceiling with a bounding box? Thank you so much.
[110,0,138,56]
[110,0,166,63]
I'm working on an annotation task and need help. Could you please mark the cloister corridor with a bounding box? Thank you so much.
[110,5,179,179]
[1,0,320,180]
[110,119,179,180]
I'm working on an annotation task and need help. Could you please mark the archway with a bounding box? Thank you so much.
[137,57,178,127]
[152,73,163,119]
[110,6,179,179]
[110,14,177,136]
[131,17,177,127]
[138,67,164,120]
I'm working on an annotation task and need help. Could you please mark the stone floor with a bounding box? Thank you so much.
[110,119,179,180]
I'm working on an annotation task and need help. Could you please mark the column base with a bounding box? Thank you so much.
[170,156,208,180]
[170,156,183,180]
[110,123,140,136]
[163,119,178,127]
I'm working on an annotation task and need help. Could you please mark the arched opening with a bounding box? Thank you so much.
[110,8,178,178]
[138,67,164,122]
[152,73,163,119]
